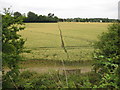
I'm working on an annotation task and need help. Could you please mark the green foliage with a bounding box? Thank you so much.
[24,11,59,23]
[2,8,25,88]
[20,71,37,79]
[14,12,22,17]
[19,71,97,89]
[60,18,117,22]
[93,23,120,88]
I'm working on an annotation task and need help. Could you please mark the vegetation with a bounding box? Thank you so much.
[62,18,117,22]
[18,22,120,89]
[93,23,120,88]
[19,22,109,62]
[2,8,120,89]
[14,11,117,23]
[18,71,96,88]
[22,11,59,23]
[2,8,25,89]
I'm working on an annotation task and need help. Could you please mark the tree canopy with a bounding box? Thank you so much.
[12,11,117,23]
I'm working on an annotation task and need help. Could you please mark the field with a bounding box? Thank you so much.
[18,22,110,73]
[19,22,109,61]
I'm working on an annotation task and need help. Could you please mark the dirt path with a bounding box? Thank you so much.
[20,65,92,74]
[5,60,93,74]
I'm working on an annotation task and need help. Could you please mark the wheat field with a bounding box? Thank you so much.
[19,22,110,61]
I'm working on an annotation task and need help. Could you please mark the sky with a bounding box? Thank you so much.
[0,0,119,19]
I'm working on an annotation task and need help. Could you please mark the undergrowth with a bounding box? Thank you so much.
[18,70,100,89]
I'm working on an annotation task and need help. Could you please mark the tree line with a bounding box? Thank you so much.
[14,11,118,23]
[14,11,59,23]
[61,18,117,22]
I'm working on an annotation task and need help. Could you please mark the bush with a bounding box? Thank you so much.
[2,8,25,89]
[93,23,120,88]
[20,71,37,79]
[19,71,98,89]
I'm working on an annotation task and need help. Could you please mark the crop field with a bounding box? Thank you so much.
[19,22,110,62]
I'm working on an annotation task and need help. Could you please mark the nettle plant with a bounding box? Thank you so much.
[2,8,25,88]
[93,23,120,88]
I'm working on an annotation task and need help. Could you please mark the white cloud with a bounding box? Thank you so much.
[0,0,119,19]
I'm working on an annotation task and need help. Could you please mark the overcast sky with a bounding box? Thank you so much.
[0,0,119,19]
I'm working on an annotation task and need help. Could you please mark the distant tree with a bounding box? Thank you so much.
[14,12,22,17]
[54,16,59,21]
[23,11,58,23]
[27,11,38,22]
[41,15,47,22]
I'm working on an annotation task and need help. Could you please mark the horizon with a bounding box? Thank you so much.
[0,0,119,19]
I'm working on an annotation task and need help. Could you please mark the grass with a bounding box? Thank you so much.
[19,70,100,88]
[19,59,92,74]
[15,22,112,88]
[19,22,110,61]
[19,23,108,61]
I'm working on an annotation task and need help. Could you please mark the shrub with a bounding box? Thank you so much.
[93,23,120,88]
[2,8,25,89]
[20,71,37,79]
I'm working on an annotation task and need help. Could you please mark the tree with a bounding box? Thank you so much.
[27,11,38,22]
[53,16,59,22]
[2,8,25,89]
[93,23,120,88]
[14,12,22,17]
